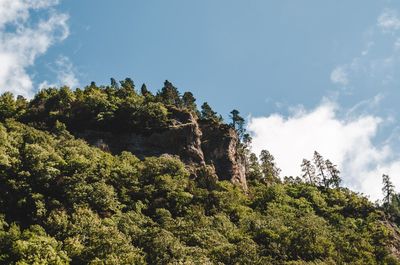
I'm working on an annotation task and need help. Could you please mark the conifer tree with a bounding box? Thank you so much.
[247,153,263,182]
[230,109,245,138]
[118,78,136,97]
[120,78,135,90]
[182,92,197,112]
[301,159,317,184]
[200,102,218,121]
[110,78,119,89]
[325,159,341,188]
[140,84,151,96]
[157,80,182,107]
[382,174,395,207]
[260,149,281,183]
[313,151,328,188]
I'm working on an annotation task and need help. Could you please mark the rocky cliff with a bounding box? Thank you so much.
[77,107,248,190]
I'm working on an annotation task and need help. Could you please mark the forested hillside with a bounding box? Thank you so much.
[0,79,399,264]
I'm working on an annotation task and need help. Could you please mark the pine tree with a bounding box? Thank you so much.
[247,153,263,182]
[120,78,135,90]
[140,83,154,102]
[382,174,395,208]
[301,159,317,184]
[140,84,149,95]
[230,109,245,138]
[260,149,280,184]
[325,159,341,188]
[313,151,328,188]
[118,78,136,97]
[182,92,197,112]
[200,102,218,121]
[110,78,119,89]
[157,80,182,107]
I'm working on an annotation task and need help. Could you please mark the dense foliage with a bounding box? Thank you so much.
[0,81,399,264]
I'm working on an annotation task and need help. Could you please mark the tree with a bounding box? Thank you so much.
[313,151,328,188]
[382,174,395,208]
[325,159,341,188]
[301,159,317,184]
[200,102,218,121]
[182,92,197,112]
[140,83,154,102]
[0,93,28,121]
[110,78,119,89]
[229,109,245,137]
[247,153,262,182]
[140,83,150,96]
[0,92,17,121]
[120,78,135,90]
[157,80,182,107]
[118,78,136,97]
[259,150,280,184]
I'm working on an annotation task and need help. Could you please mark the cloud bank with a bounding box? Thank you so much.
[248,99,400,201]
[0,0,71,98]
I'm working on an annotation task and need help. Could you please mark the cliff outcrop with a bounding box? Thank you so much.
[77,107,248,190]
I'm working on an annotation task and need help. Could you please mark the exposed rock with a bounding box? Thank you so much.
[199,121,247,190]
[76,107,247,190]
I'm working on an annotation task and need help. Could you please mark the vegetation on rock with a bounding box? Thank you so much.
[0,79,399,264]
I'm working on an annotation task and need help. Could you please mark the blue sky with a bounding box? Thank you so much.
[32,0,393,116]
[1,0,400,200]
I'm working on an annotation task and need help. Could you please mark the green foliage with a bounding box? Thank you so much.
[157,80,182,107]
[0,92,27,121]
[200,102,221,122]
[0,82,398,264]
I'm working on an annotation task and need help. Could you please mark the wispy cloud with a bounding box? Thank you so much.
[39,55,80,90]
[0,0,71,98]
[330,8,400,89]
[248,97,399,201]
[378,8,400,32]
[330,66,349,86]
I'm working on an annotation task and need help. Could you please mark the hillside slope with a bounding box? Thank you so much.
[0,81,399,264]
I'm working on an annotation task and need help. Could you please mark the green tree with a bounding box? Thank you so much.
[140,83,150,96]
[325,159,341,188]
[313,151,328,188]
[120,77,135,90]
[259,150,280,184]
[182,91,197,112]
[229,109,245,137]
[157,80,182,107]
[110,77,119,89]
[0,92,27,121]
[247,153,263,182]
[301,158,317,184]
[200,102,219,122]
[382,174,395,209]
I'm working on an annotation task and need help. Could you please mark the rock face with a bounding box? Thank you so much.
[199,121,247,190]
[77,107,247,190]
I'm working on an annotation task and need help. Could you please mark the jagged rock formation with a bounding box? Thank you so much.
[200,121,247,190]
[77,107,248,190]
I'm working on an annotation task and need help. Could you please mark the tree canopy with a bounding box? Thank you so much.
[0,80,398,264]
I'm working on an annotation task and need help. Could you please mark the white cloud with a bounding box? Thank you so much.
[39,55,80,90]
[378,9,400,32]
[330,66,349,85]
[0,0,70,98]
[248,98,400,201]
[330,9,400,89]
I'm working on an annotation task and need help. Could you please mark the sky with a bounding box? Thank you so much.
[1,0,400,200]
